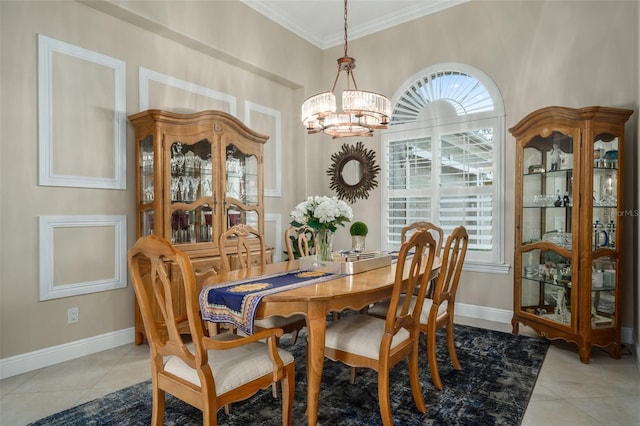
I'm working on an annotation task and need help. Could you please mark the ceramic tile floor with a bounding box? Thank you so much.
[1,316,639,425]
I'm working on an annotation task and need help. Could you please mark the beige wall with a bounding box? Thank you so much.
[318,0,639,324]
[0,0,317,360]
[1,0,638,366]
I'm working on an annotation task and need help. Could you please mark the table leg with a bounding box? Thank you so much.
[305,303,327,426]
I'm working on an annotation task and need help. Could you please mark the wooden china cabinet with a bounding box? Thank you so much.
[510,106,633,363]
[128,109,271,344]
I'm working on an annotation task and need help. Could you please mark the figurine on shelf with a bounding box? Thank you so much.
[549,143,562,171]
[554,189,563,207]
[554,287,568,322]
[171,142,185,173]
[563,192,571,207]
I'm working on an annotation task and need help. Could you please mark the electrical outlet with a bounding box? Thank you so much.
[68,307,79,324]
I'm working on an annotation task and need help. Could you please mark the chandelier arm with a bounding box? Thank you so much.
[348,69,359,91]
[330,69,342,93]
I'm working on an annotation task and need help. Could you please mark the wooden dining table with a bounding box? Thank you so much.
[201,256,441,426]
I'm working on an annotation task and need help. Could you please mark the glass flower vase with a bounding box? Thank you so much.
[351,235,366,252]
[315,228,334,262]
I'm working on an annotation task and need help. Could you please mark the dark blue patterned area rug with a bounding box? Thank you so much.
[29,324,548,426]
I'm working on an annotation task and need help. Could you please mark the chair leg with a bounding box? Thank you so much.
[224,404,232,415]
[427,329,443,390]
[202,402,215,425]
[377,368,393,426]
[291,329,299,345]
[206,322,218,336]
[151,386,165,426]
[349,367,357,384]
[271,382,278,398]
[282,363,295,426]
[447,319,461,370]
[408,345,427,413]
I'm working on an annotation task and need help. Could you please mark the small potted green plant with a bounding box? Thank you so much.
[349,221,368,252]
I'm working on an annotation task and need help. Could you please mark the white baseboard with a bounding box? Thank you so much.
[636,339,640,374]
[0,327,135,379]
[1,306,635,380]
[456,302,513,324]
[455,302,635,345]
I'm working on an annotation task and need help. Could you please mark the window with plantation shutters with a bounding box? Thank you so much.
[382,64,508,272]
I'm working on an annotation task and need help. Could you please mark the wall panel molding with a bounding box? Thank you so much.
[138,67,237,115]
[38,34,126,189]
[245,101,282,197]
[39,215,127,300]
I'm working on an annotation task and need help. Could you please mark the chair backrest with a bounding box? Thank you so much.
[385,230,437,335]
[127,235,208,377]
[284,225,313,260]
[431,226,469,307]
[219,224,266,272]
[400,222,444,255]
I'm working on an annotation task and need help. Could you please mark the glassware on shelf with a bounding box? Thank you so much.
[202,177,212,196]
[141,210,154,236]
[143,184,154,202]
[592,219,610,249]
[180,177,188,202]
[201,154,212,196]
[187,176,200,201]
[228,209,242,227]
[171,177,181,201]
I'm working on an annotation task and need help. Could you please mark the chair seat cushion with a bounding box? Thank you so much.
[164,333,294,395]
[325,314,410,359]
[255,314,305,329]
[368,296,448,325]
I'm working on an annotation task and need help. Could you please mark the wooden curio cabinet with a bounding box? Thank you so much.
[510,106,633,363]
[128,109,271,344]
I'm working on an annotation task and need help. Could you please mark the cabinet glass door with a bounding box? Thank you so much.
[591,132,619,330]
[225,143,259,230]
[168,139,214,245]
[139,135,155,236]
[520,130,575,327]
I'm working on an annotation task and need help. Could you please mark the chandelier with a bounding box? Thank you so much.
[301,0,391,138]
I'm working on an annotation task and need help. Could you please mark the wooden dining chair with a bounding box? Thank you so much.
[127,235,295,426]
[401,221,444,298]
[323,230,437,425]
[219,224,306,344]
[284,224,314,260]
[369,225,469,390]
[401,221,444,254]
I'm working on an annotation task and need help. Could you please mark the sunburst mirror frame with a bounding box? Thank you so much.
[327,141,380,204]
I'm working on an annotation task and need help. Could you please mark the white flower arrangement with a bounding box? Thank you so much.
[290,196,353,232]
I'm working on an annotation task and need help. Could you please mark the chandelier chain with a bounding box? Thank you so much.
[343,0,348,57]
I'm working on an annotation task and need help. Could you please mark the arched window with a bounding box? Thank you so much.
[382,63,508,272]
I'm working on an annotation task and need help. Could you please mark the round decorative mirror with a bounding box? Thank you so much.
[327,141,380,204]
